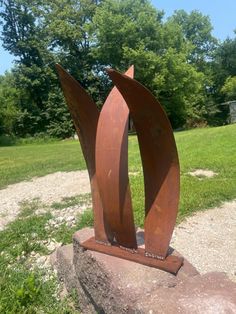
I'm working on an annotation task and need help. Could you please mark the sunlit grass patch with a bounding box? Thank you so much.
[0,140,85,189]
[129,124,236,223]
[0,197,94,313]
[51,193,91,210]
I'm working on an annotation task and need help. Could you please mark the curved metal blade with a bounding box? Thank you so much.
[56,64,112,244]
[107,69,180,258]
[96,66,137,249]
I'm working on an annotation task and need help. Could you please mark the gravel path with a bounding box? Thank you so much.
[0,170,235,281]
[171,200,236,282]
[0,170,90,230]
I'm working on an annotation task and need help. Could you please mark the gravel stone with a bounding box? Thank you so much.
[188,169,218,178]
[46,240,61,252]
[66,216,75,222]
[171,200,236,282]
[0,170,90,230]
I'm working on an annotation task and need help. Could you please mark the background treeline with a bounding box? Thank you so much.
[0,0,236,138]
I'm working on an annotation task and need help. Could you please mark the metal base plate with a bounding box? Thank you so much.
[80,237,183,275]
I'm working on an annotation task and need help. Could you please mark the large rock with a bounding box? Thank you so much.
[55,228,236,313]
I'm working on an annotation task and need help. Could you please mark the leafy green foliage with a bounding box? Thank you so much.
[92,0,216,127]
[44,87,74,138]
[221,76,236,101]
[16,273,41,307]
[0,0,235,136]
[0,72,20,135]
[208,33,236,123]
[93,0,164,66]
[0,0,74,137]
[169,10,218,65]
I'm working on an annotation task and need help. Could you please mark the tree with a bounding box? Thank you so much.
[215,36,236,77]
[0,72,20,135]
[168,10,221,125]
[0,0,77,136]
[221,76,236,101]
[93,0,209,127]
[169,10,218,67]
[213,35,236,99]
[0,0,56,134]
[0,0,227,134]
[38,0,107,104]
[208,33,236,124]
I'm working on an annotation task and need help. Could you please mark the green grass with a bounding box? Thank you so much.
[0,196,94,313]
[0,140,85,188]
[51,194,91,210]
[129,124,236,225]
[0,134,60,146]
[177,124,236,218]
[0,124,236,223]
[0,205,80,313]
[50,209,94,245]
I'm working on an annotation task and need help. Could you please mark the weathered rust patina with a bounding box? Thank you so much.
[96,66,137,249]
[57,65,182,274]
[56,64,112,244]
[107,69,180,259]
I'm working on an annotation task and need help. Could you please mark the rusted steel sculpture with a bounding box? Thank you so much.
[56,64,112,244]
[96,65,137,249]
[107,69,180,260]
[56,64,183,274]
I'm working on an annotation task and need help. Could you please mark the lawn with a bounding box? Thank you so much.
[0,124,236,223]
[130,124,236,224]
[175,124,236,220]
[0,140,86,188]
[0,124,236,313]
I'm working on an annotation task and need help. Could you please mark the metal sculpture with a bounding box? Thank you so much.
[56,64,111,244]
[56,64,183,274]
[107,69,180,260]
[96,65,137,249]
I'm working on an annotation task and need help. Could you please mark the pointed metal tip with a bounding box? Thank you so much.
[106,68,122,79]
[106,68,115,75]
[106,66,134,80]
[55,63,61,70]
[55,64,75,84]
[55,63,65,75]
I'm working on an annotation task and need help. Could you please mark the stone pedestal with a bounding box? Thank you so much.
[55,228,236,313]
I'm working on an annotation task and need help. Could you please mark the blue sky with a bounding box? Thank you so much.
[153,0,236,39]
[0,0,236,75]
